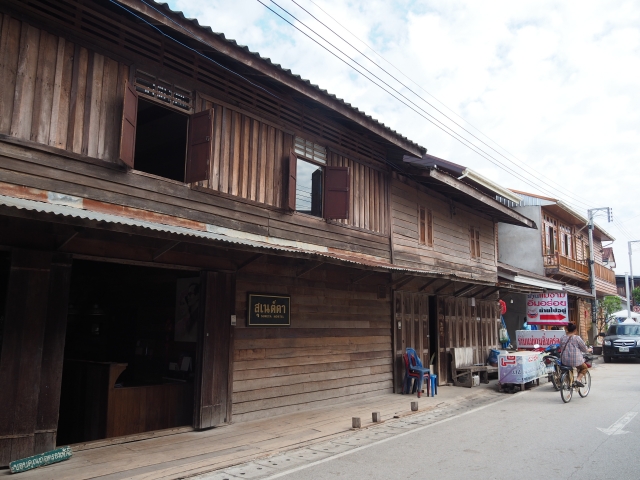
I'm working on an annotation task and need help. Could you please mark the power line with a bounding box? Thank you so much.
[259,0,595,213]
[291,0,597,211]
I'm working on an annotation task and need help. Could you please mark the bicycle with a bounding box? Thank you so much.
[559,354,593,403]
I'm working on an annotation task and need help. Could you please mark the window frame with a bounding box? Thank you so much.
[470,226,481,259]
[418,205,433,247]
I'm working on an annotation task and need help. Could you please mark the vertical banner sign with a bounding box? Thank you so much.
[526,292,569,326]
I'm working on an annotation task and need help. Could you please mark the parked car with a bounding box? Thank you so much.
[602,323,640,362]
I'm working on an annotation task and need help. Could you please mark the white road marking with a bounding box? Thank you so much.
[262,392,525,479]
[597,411,638,436]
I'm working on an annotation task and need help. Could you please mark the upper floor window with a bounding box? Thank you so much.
[419,206,433,247]
[288,137,349,220]
[119,72,212,184]
[293,137,326,217]
[470,227,481,259]
[559,224,572,258]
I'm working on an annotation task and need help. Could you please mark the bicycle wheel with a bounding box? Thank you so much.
[551,365,561,391]
[560,372,573,403]
[578,370,591,398]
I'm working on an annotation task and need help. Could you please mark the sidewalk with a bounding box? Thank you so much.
[1,384,504,480]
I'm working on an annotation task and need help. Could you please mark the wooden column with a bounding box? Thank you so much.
[193,271,235,429]
[0,250,71,466]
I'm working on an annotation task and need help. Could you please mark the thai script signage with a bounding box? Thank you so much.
[498,352,546,384]
[515,329,564,349]
[248,294,291,326]
[526,292,569,325]
[9,446,72,473]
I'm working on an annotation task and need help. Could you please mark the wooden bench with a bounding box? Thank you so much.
[451,347,489,388]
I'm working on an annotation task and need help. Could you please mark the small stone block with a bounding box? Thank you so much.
[372,412,381,423]
[411,401,419,411]
[352,417,361,428]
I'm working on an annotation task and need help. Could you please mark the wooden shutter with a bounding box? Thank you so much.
[469,227,476,258]
[287,150,297,211]
[186,109,214,184]
[418,206,426,244]
[475,229,480,259]
[119,81,138,168]
[324,166,350,220]
[427,209,433,246]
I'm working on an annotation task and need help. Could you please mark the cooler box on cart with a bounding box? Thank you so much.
[498,351,545,385]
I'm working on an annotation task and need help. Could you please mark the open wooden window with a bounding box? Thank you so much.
[470,227,481,259]
[118,73,211,184]
[324,167,350,220]
[288,137,350,220]
[419,206,433,246]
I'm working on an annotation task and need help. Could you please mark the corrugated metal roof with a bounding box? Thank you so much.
[0,194,491,283]
[135,0,425,154]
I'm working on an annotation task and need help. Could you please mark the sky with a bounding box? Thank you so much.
[167,0,640,273]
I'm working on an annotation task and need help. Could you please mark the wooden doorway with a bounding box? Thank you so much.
[393,291,430,393]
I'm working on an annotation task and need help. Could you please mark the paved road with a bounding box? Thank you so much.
[198,360,640,480]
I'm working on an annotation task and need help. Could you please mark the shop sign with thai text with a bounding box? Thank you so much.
[247,294,291,326]
[526,292,569,325]
[515,329,564,349]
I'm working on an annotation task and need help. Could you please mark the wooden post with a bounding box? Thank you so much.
[0,251,72,465]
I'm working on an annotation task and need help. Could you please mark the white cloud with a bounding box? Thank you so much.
[169,0,640,271]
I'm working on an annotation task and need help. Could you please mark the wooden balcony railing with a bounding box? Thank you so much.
[594,262,616,284]
[543,253,590,280]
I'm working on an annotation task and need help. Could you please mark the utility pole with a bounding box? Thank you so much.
[587,207,613,335]
[629,241,640,306]
[625,272,631,319]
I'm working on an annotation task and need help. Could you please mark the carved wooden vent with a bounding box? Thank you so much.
[134,71,193,112]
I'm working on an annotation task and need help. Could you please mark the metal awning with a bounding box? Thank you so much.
[562,284,594,298]
[0,193,494,284]
[498,271,564,290]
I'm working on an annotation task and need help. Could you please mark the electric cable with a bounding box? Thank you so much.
[290,0,596,210]
[260,0,596,211]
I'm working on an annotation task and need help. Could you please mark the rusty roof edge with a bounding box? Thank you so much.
[115,0,425,157]
[0,194,497,284]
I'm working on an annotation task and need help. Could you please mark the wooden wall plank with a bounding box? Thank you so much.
[67,46,88,154]
[96,56,119,160]
[48,37,73,150]
[31,29,57,145]
[10,23,40,140]
[0,15,21,135]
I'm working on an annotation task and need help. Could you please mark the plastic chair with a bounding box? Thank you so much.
[406,348,430,398]
[429,374,438,397]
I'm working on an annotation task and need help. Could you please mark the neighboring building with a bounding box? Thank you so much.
[498,191,617,341]
[0,0,535,465]
[602,247,616,268]
[616,275,640,304]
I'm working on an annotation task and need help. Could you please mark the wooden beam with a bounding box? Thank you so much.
[418,278,439,292]
[391,275,414,290]
[481,287,501,299]
[236,253,263,271]
[296,261,324,278]
[350,271,375,284]
[57,228,82,250]
[453,284,477,297]
[434,280,454,295]
[153,240,181,261]
[117,0,425,157]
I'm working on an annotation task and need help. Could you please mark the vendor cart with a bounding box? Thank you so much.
[498,351,548,393]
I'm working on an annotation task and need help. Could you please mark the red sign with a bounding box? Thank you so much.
[526,293,569,326]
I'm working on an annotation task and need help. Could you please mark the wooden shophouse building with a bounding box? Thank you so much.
[498,191,617,341]
[0,0,533,465]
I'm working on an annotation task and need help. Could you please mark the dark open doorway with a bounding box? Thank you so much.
[57,260,199,445]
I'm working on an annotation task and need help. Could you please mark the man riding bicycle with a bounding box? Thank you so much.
[560,323,592,387]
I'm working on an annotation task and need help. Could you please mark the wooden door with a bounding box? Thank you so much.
[393,291,430,393]
[193,271,235,429]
